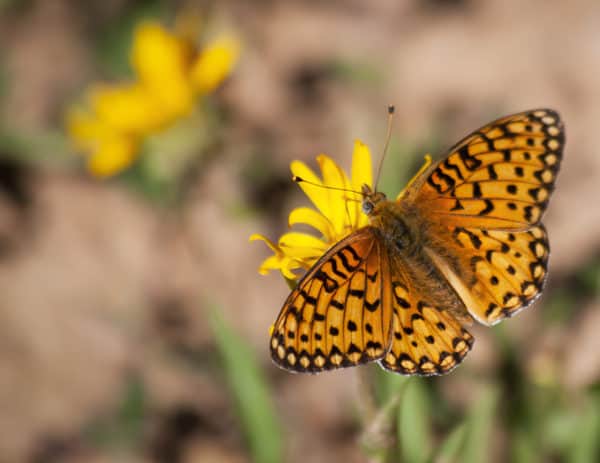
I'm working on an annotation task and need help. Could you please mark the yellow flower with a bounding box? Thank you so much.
[89,83,164,134]
[66,107,139,177]
[66,18,240,177]
[248,234,300,281]
[131,20,196,120]
[87,135,139,178]
[190,36,241,94]
[251,140,373,281]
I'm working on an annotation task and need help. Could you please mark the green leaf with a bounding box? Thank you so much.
[374,365,410,404]
[360,368,409,462]
[435,422,468,463]
[0,0,21,13]
[542,288,574,325]
[209,308,283,463]
[0,129,70,164]
[460,386,499,463]
[397,378,432,463]
[83,375,146,449]
[511,428,538,463]
[542,406,579,454]
[117,376,146,440]
[567,390,600,463]
[577,257,600,294]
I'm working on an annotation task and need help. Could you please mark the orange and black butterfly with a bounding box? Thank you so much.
[270,109,564,375]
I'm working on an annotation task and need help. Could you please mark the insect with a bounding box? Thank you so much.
[270,109,564,375]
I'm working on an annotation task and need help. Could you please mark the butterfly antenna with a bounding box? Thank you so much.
[292,176,362,197]
[374,105,395,190]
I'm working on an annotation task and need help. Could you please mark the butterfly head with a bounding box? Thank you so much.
[361,184,387,216]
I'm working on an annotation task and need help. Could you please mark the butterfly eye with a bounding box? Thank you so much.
[362,200,374,215]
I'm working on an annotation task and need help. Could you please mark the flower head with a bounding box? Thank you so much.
[66,18,240,177]
[251,140,373,282]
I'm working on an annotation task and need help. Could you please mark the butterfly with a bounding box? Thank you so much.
[270,109,564,375]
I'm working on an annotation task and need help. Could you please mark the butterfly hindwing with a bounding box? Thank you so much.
[431,225,550,326]
[270,227,393,373]
[378,267,474,376]
[414,109,564,230]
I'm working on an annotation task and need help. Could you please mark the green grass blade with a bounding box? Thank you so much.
[434,422,467,463]
[83,375,146,450]
[360,369,410,462]
[543,406,580,455]
[511,428,538,463]
[567,390,600,463]
[209,308,283,463]
[374,365,410,404]
[460,386,499,463]
[397,378,432,463]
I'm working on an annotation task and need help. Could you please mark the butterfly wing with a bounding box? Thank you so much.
[409,109,564,230]
[378,259,474,376]
[270,227,394,373]
[403,109,561,326]
[425,224,550,325]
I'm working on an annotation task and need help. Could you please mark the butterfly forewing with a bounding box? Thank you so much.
[414,109,564,230]
[270,228,393,373]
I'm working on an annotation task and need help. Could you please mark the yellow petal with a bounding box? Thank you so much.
[288,207,335,241]
[317,154,355,236]
[65,107,112,150]
[279,232,328,260]
[190,35,241,94]
[131,21,195,118]
[257,255,285,275]
[87,135,139,177]
[90,83,165,134]
[280,259,303,280]
[257,254,302,280]
[290,160,332,219]
[351,139,373,191]
[317,153,350,189]
[249,233,280,253]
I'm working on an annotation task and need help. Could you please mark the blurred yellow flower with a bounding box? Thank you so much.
[89,83,163,134]
[67,106,140,177]
[67,19,240,177]
[191,36,241,94]
[131,21,196,120]
[251,140,373,281]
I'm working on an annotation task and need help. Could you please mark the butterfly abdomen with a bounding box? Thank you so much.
[369,200,470,321]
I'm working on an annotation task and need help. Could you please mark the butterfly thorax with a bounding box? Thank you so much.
[363,188,471,321]
[362,185,416,253]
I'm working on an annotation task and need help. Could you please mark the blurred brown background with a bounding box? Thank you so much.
[0,1,598,462]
